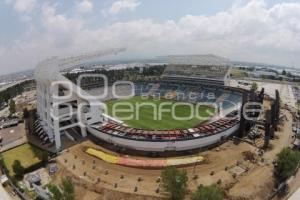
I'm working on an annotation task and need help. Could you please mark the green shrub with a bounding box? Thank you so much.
[62,177,75,200]
[12,160,25,178]
[192,184,223,200]
[275,148,300,182]
[48,177,75,200]
[48,185,63,200]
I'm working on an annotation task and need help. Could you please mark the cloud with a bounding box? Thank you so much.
[76,0,93,13]
[41,3,83,31]
[1,0,300,74]
[13,0,36,12]
[108,0,140,15]
[41,3,83,47]
[4,0,13,4]
[4,0,36,22]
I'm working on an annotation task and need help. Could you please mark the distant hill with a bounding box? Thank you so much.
[1,57,299,84]
[0,69,34,85]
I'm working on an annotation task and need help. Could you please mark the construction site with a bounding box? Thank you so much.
[47,115,284,199]
[46,100,295,200]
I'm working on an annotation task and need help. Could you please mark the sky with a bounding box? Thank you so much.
[0,0,300,75]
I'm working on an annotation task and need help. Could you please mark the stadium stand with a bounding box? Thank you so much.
[162,54,232,86]
[86,80,242,152]
[90,115,239,141]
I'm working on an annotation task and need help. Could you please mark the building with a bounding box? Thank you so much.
[35,49,124,151]
[247,68,278,78]
[35,53,241,152]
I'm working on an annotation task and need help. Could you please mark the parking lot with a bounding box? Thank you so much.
[0,123,27,152]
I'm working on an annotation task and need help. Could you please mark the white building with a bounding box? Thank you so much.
[35,49,124,151]
[35,53,240,152]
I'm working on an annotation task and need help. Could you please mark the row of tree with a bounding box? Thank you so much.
[64,65,166,87]
[9,99,16,115]
[0,79,35,106]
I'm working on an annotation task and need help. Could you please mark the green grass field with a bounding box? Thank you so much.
[105,96,215,130]
[1,143,47,177]
[230,68,248,78]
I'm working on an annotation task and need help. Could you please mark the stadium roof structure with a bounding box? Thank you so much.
[162,54,232,85]
[166,54,232,66]
[35,48,125,84]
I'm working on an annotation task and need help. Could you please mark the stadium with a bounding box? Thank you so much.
[34,53,246,154]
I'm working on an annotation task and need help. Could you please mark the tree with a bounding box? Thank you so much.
[48,185,63,200]
[23,108,29,119]
[287,72,292,77]
[12,160,24,177]
[161,167,188,200]
[297,99,300,116]
[192,184,223,200]
[9,99,16,115]
[23,108,30,133]
[282,70,286,76]
[40,151,49,163]
[251,82,258,91]
[48,178,75,200]
[275,148,300,182]
[62,177,75,200]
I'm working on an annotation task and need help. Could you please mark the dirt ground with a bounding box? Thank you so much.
[228,109,293,200]
[51,109,293,200]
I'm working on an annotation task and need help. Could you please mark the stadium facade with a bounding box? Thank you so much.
[163,54,232,86]
[35,54,242,152]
